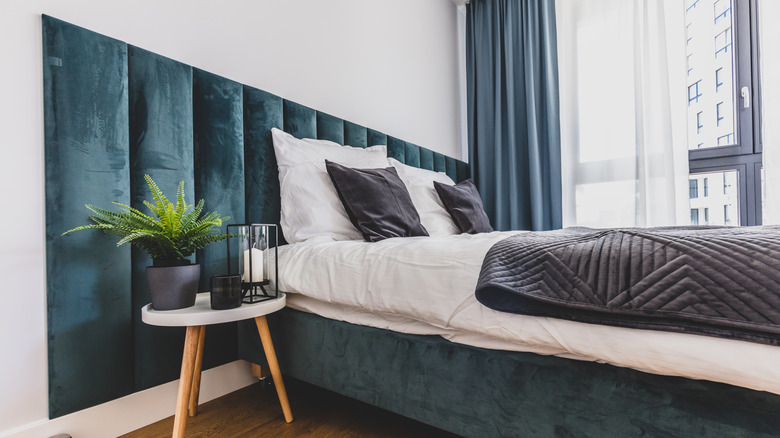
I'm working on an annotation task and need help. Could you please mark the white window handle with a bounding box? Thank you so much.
[741,86,750,109]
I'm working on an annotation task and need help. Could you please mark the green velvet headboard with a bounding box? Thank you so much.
[42,15,468,417]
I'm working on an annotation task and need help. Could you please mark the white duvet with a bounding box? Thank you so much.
[276,231,780,395]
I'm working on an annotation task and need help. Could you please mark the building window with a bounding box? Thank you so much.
[687,0,700,12]
[690,179,699,199]
[704,207,710,224]
[688,81,702,105]
[687,54,693,76]
[696,111,704,133]
[724,205,732,224]
[715,29,732,58]
[717,133,733,145]
[691,209,700,225]
[715,68,724,92]
[703,177,709,197]
[716,102,724,126]
[714,0,731,24]
[687,24,693,46]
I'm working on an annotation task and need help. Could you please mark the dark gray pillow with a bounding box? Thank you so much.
[434,179,493,234]
[325,160,429,242]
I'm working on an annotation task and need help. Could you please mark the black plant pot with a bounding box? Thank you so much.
[146,264,201,310]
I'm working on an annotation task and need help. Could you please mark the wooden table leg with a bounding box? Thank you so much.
[254,315,294,423]
[188,325,206,417]
[173,325,201,438]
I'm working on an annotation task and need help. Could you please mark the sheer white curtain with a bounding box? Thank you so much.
[556,0,689,228]
[760,1,780,225]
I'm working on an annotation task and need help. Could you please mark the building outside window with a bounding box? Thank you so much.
[690,179,699,199]
[714,0,731,24]
[715,68,724,91]
[697,111,704,133]
[687,24,693,46]
[717,133,733,145]
[691,209,700,225]
[686,0,761,226]
[688,80,702,106]
[715,29,732,58]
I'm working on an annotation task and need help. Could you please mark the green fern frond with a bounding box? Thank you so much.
[110,202,161,228]
[180,200,204,229]
[62,175,231,265]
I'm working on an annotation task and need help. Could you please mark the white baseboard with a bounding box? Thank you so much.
[0,360,257,438]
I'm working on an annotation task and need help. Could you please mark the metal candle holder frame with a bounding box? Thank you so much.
[225,223,278,303]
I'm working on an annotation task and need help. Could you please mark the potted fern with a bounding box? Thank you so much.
[63,174,230,310]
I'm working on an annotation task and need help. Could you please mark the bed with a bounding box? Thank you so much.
[236,132,780,437]
[41,15,780,435]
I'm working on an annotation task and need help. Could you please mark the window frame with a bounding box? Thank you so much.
[688,80,702,105]
[715,28,732,58]
[688,0,762,226]
[690,179,699,199]
[714,0,731,24]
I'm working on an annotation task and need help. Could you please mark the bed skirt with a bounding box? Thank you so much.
[237,308,780,437]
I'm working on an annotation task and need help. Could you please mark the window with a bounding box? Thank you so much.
[714,0,731,24]
[687,0,762,226]
[687,54,693,76]
[687,24,693,46]
[688,81,702,105]
[691,209,700,225]
[697,111,704,133]
[687,0,700,12]
[715,29,732,57]
[704,207,710,224]
[690,179,699,199]
[704,177,709,196]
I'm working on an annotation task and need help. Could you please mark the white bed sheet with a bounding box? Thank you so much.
[277,231,780,395]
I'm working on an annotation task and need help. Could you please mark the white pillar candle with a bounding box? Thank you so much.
[243,248,264,283]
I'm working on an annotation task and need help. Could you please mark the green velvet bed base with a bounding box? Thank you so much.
[238,308,780,438]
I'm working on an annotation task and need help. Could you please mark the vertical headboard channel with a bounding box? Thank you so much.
[43,15,469,417]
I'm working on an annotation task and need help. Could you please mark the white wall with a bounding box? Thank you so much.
[0,0,461,435]
[760,0,780,225]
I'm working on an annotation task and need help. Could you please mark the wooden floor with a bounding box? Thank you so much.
[121,378,461,438]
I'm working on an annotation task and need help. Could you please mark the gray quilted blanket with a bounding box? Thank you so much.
[475,226,780,345]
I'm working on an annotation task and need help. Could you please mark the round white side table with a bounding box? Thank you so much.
[142,292,292,438]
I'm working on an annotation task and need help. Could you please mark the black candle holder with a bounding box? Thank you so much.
[226,224,278,303]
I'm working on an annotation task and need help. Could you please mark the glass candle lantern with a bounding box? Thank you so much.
[226,224,278,303]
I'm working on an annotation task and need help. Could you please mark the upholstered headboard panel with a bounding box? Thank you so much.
[43,16,468,417]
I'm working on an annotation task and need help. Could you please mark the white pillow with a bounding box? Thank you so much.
[388,158,460,237]
[273,128,387,170]
[272,128,390,243]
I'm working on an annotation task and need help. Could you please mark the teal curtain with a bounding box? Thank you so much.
[466,0,562,231]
